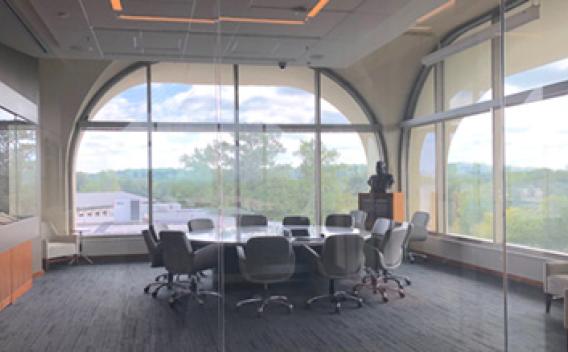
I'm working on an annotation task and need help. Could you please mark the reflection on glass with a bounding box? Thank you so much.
[74,131,148,235]
[506,96,568,253]
[445,114,493,239]
[321,133,379,218]
[408,125,436,231]
[239,133,315,223]
[0,123,38,223]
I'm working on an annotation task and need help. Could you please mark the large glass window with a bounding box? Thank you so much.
[445,114,493,239]
[75,131,149,235]
[321,133,379,218]
[407,125,437,231]
[73,64,381,233]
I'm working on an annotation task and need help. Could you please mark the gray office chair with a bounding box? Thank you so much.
[325,214,353,228]
[238,214,268,227]
[407,212,430,262]
[150,223,168,241]
[142,229,170,297]
[305,234,364,313]
[283,216,310,237]
[354,224,413,302]
[371,217,393,237]
[188,218,214,232]
[350,210,367,230]
[282,216,310,226]
[236,236,295,316]
[160,231,222,307]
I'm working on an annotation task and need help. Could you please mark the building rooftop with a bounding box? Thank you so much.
[75,191,147,210]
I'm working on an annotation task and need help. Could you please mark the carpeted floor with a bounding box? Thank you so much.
[0,260,564,352]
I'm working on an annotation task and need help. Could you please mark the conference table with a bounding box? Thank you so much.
[185,224,371,283]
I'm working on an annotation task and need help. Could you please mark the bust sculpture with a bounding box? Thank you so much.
[367,161,394,194]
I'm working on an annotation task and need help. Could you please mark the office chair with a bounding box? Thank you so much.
[188,218,214,232]
[354,224,413,302]
[407,212,430,262]
[305,234,365,313]
[160,231,222,307]
[325,214,353,228]
[149,223,168,241]
[350,210,367,230]
[236,236,295,316]
[238,214,268,227]
[283,216,310,237]
[544,261,568,313]
[371,217,393,237]
[142,229,170,297]
[282,216,310,226]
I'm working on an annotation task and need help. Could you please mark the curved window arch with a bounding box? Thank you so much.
[73,63,383,235]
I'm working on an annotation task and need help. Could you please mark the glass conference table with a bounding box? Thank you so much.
[185,225,371,282]
[185,224,370,246]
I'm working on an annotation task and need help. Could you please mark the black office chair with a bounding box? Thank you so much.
[236,236,296,316]
[188,218,214,232]
[141,229,169,298]
[238,214,268,227]
[283,216,310,237]
[325,214,353,228]
[304,234,365,313]
[160,231,222,307]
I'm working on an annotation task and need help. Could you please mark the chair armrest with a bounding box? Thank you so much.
[302,244,320,260]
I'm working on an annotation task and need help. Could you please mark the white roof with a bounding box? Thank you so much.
[76,192,147,209]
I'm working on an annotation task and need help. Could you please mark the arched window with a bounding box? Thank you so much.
[73,63,382,235]
[406,0,568,253]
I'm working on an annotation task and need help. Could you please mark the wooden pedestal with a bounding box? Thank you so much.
[358,192,404,230]
[0,240,33,311]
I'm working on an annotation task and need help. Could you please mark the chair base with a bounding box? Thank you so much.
[306,291,363,313]
[353,269,410,303]
[168,276,222,308]
[407,251,427,263]
[236,295,293,317]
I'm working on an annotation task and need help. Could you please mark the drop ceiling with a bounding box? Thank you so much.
[1,0,448,68]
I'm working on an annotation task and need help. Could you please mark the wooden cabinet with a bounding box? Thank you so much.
[0,240,33,311]
[358,192,404,230]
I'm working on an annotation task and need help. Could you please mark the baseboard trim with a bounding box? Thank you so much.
[32,271,44,279]
[0,296,10,311]
[11,279,32,301]
[420,251,543,287]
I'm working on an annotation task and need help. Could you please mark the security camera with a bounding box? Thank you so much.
[278,61,287,70]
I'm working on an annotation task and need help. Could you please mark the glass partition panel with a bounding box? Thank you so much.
[74,131,148,236]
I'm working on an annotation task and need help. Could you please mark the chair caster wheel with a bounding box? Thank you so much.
[168,298,175,308]
[151,290,158,298]
[334,303,341,314]
[405,279,411,286]
[382,296,389,303]
[357,300,363,308]
[287,305,293,314]
[399,291,405,298]
[144,286,150,294]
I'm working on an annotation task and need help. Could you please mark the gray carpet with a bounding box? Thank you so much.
[0,260,564,352]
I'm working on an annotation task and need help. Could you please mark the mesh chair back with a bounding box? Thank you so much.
[350,210,367,230]
[282,216,310,226]
[320,234,364,278]
[188,218,214,232]
[410,211,430,241]
[238,214,268,227]
[242,236,295,282]
[160,231,194,274]
[380,224,412,269]
[142,229,163,267]
[325,214,353,228]
[371,217,392,236]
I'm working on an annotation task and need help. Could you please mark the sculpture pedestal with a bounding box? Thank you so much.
[358,192,404,230]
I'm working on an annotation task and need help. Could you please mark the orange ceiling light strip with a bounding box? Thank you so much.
[307,0,330,18]
[416,0,456,23]
[110,0,123,12]
[118,14,216,25]
[219,16,304,25]
[111,0,330,26]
